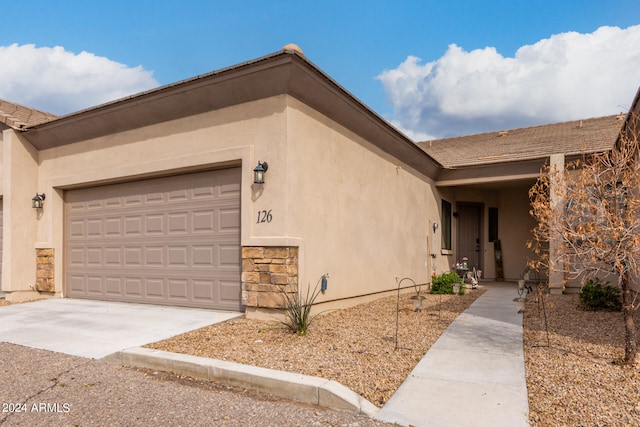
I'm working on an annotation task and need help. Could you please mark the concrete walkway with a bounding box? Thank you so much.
[375,284,530,426]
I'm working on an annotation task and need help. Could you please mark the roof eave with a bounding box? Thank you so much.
[22,49,441,180]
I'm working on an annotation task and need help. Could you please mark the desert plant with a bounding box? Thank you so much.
[279,279,323,336]
[431,272,460,295]
[579,278,622,311]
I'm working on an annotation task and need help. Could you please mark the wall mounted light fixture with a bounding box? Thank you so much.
[433,222,439,233]
[253,161,268,184]
[32,193,46,209]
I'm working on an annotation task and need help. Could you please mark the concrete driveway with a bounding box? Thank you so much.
[0,298,242,359]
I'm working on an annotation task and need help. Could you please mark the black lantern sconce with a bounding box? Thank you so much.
[253,161,268,185]
[32,193,46,209]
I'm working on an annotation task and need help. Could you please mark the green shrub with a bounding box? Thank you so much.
[579,278,621,311]
[431,272,461,295]
[458,283,466,295]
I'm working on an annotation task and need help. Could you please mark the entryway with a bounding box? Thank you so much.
[457,203,482,270]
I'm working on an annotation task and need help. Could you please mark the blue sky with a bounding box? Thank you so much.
[1,1,639,139]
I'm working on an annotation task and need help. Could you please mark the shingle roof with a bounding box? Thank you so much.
[0,99,56,129]
[417,115,624,169]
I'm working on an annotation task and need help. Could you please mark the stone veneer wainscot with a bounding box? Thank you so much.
[36,248,54,292]
[241,246,298,309]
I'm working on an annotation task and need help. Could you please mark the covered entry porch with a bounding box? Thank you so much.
[419,115,623,291]
[436,176,538,282]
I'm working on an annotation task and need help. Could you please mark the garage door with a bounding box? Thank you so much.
[65,168,242,310]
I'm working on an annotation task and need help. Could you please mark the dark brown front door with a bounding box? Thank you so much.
[457,203,482,269]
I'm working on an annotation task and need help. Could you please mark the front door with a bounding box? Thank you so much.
[457,203,482,269]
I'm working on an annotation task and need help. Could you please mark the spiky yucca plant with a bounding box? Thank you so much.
[279,279,323,336]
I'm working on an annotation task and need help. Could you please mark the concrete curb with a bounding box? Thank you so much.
[104,347,379,417]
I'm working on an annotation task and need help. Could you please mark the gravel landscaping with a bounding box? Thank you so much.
[147,289,483,406]
[5,285,639,425]
[524,293,640,426]
[149,286,640,425]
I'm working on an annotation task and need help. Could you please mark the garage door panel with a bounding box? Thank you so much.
[105,277,122,295]
[220,245,241,268]
[65,168,242,310]
[145,246,164,266]
[193,280,215,300]
[220,208,241,231]
[167,246,188,266]
[125,194,144,206]
[68,275,86,294]
[124,216,143,236]
[193,245,215,266]
[147,278,166,298]
[220,280,242,303]
[193,210,215,232]
[87,248,102,266]
[104,247,122,265]
[68,248,85,266]
[168,212,189,234]
[123,247,143,267]
[168,188,189,201]
[86,277,103,295]
[68,220,85,238]
[168,279,188,299]
[145,214,164,234]
[219,170,242,194]
[105,218,122,236]
[124,278,143,297]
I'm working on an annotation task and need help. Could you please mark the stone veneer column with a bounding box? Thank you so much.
[242,247,298,309]
[36,249,55,292]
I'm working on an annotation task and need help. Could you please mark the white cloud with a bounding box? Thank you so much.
[0,44,159,115]
[377,25,640,140]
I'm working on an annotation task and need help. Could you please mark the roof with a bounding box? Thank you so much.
[19,47,441,180]
[617,86,640,146]
[418,115,625,169]
[0,99,56,129]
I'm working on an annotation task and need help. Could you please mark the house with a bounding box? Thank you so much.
[418,114,625,292]
[0,44,631,316]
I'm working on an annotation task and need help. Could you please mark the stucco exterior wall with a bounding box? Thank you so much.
[1,130,40,297]
[498,185,537,280]
[279,98,437,305]
[6,96,289,298]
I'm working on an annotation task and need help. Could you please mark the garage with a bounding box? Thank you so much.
[64,168,242,310]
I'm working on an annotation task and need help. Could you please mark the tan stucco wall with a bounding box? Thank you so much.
[1,130,41,297]
[498,185,537,280]
[277,98,437,304]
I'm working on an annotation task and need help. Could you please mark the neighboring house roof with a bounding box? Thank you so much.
[418,115,625,169]
[617,86,640,146]
[0,99,56,129]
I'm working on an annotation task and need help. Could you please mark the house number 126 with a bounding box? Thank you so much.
[256,210,273,223]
